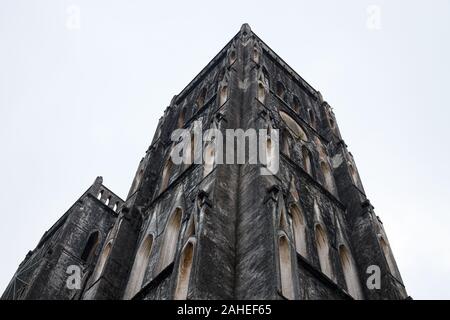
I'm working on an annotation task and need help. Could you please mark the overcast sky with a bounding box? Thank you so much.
[1,0,449,300]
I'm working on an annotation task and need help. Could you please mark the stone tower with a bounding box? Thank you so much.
[2,24,408,300]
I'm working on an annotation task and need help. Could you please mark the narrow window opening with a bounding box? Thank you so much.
[203,142,215,177]
[339,245,363,299]
[320,161,335,194]
[123,235,154,299]
[174,241,195,300]
[315,224,333,280]
[302,146,313,176]
[92,241,113,283]
[276,81,286,100]
[81,231,100,263]
[219,85,228,106]
[178,107,186,128]
[308,109,316,127]
[161,158,173,192]
[278,235,294,300]
[290,204,307,257]
[229,50,236,65]
[157,208,183,273]
[197,87,207,109]
[293,96,300,113]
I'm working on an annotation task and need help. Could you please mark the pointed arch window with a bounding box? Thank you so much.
[157,208,183,273]
[91,240,113,283]
[308,109,316,127]
[293,95,300,113]
[302,146,313,176]
[203,142,215,177]
[339,245,363,299]
[315,224,333,280]
[328,115,335,129]
[320,161,336,195]
[196,87,207,109]
[178,106,186,128]
[161,157,173,192]
[276,81,286,101]
[253,46,260,63]
[229,49,237,65]
[219,84,228,106]
[257,80,266,104]
[123,234,154,300]
[379,236,398,278]
[290,204,307,258]
[281,129,291,157]
[278,234,294,300]
[174,239,195,300]
[81,231,100,263]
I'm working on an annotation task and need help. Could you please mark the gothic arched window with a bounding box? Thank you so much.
[81,231,100,263]
[174,239,195,300]
[123,234,154,299]
[197,87,207,109]
[203,142,215,177]
[293,95,300,113]
[219,84,228,106]
[315,224,333,280]
[320,161,336,195]
[308,109,316,127]
[161,158,173,192]
[290,204,307,258]
[157,208,183,273]
[339,244,363,299]
[302,146,313,176]
[281,129,291,157]
[92,240,113,283]
[278,234,294,300]
[276,81,286,100]
[380,236,398,278]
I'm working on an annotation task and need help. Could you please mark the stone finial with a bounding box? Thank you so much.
[240,23,252,35]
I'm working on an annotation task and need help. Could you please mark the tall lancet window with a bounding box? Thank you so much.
[282,129,291,157]
[276,81,286,101]
[203,141,215,177]
[161,157,173,192]
[123,234,154,300]
[196,87,207,109]
[174,239,195,300]
[257,80,266,104]
[290,204,307,258]
[339,245,363,300]
[219,83,228,106]
[278,234,294,300]
[379,236,398,278]
[91,240,113,282]
[302,146,313,176]
[157,208,183,273]
[315,224,333,280]
[81,231,100,263]
[320,161,336,195]
[293,95,300,113]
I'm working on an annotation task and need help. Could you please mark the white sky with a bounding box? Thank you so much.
[1,0,449,300]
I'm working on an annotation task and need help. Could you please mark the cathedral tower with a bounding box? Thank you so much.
[2,24,408,300]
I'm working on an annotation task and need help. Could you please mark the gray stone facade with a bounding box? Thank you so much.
[2,24,408,300]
